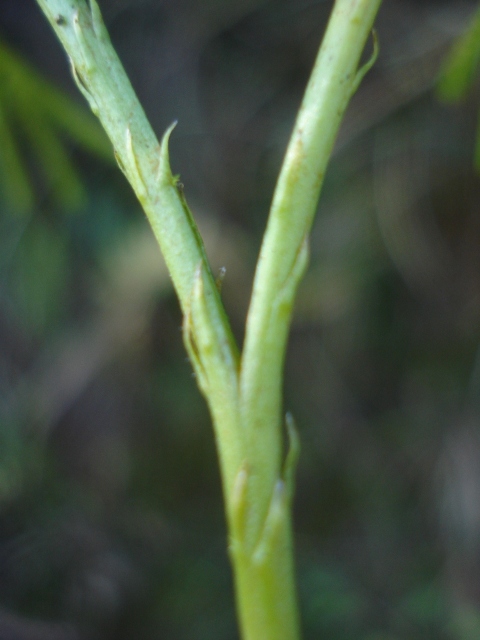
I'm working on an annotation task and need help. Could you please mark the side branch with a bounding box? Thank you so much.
[35,0,242,497]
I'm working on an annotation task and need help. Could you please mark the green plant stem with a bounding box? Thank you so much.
[239,0,381,549]
[233,2,381,637]
[35,1,382,639]
[34,0,243,498]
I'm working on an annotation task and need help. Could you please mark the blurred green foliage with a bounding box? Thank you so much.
[437,3,480,102]
[0,38,113,213]
[10,219,69,335]
[437,2,480,171]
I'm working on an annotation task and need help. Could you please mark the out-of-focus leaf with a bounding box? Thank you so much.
[398,582,446,626]
[437,4,480,174]
[437,3,480,103]
[0,418,25,504]
[0,99,34,213]
[0,38,114,213]
[475,109,480,171]
[14,98,85,210]
[11,219,69,335]
[0,40,113,161]
[448,605,480,640]
[301,563,367,636]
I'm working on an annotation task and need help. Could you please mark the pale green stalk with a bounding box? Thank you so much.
[239,0,381,544]
[35,1,382,638]
[34,0,243,503]
[234,3,381,637]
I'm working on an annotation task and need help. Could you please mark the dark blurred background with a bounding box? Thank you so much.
[1,0,480,638]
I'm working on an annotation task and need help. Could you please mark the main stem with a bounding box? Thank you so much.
[35,1,382,639]
[235,1,381,638]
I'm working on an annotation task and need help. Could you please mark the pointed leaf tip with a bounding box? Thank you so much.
[157,121,178,185]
